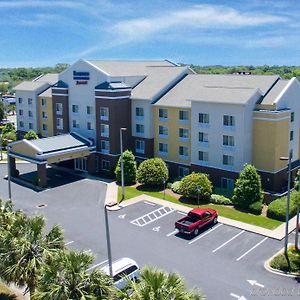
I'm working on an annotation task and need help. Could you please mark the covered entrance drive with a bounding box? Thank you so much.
[7,133,95,188]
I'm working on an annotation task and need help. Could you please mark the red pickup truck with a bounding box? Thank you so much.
[175,208,218,236]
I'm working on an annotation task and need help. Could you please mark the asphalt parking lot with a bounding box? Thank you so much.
[1,163,299,299]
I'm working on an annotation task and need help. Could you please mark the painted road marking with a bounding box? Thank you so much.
[65,241,74,246]
[188,223,223,245]
[87,259,108,272]
[177,211,187,216]
[83,249,92,254]
[144,201,156,206]
[247,280,264,288]
[167,229,179,237]
[236,237,268,261]
[153,226,160,232]
[118,214,126,219]
[212,230,245,253]
[130,206,175,227]
[230,293,247,300]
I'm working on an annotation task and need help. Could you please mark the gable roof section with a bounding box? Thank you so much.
[260,79,290,105]
[155,74,278,107]
[35,73,59,85]
[14,81,49,92]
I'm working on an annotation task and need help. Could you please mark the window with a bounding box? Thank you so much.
[100,124,109,137]
[29,122,33,129]
[42,124,47,131]
[87,106,93,115]
[179,110,189,121]
[199,132,208,143]
[178,166,189,178]
[102,160,110,171]
[221,178,234,190]
[159,125,168,137]
[199,151,209,161]
[159,143,168,154]
[136,124,144,135]
[223,135,234,146]
[223,155,234,166]
[291,112,295,122]
[56,103,63,115]
[223,115,235,126]
[179,128,189,139]
[19,121,24,128]
[290,131,294,141]
[41,98,47,106]
[100,107,109,121]
[199,113,209,124]
[179,146,188,158]
[159,108,168,120]
[19,109,23,116]
[136,107,144,117]
[18,97,22,104]
[28,110,33,117]
[56,118,63,129]
[72,120,79,128]
[100,140,110,154]
[42,111,47,119]
[87,122,93,130]
[135,140,145,154]
[28,98,33,105]
[72,105,79,113]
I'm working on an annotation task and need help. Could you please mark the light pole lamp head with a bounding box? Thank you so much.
[120,127,127,131]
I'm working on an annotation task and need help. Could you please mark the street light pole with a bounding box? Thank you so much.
[120,127,127,201]
[0,133,2,161]
[104,204,113,277]
[197,187,201,208]
[280,150,292,256]
[163,179,166,200]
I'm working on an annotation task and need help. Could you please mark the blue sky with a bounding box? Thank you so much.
[1,0,300,67]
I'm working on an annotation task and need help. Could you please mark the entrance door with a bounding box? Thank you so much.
[74,157,88,172]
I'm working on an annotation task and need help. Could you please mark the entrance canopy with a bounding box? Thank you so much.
[8,133,94,164]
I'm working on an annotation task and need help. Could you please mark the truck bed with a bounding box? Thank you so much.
[176,215,199,227]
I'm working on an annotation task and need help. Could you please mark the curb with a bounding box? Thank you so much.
[264,244,300,278]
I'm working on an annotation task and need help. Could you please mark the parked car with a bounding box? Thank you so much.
[101,257,140,290]
[175,208,218,236]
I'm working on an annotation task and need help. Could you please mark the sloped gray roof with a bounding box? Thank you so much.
[155,74,278,107]
[35,73,59,85]
[38,87,52,98]
[132,66,188,101]
[29,133,90,154]
[87,60,175,76]
[14,81,48,92]
[260,79,289,105]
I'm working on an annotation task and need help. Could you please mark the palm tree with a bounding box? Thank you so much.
[34,250,116,299]
[0,214,64,298]
[119,266,205,300]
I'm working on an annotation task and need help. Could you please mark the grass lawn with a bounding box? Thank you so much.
[0,282,21,299]
[270,246,300,273]
[118,186,282,230]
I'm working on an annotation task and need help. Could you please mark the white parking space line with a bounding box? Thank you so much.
[177,211,187,216]
[212,230,245,253]
[236,237,268,261]
[130,206,175,227]
[65,240,74,246]
[167,229,179,237]
[188,223,223,245]
[144,201,156,206]
[83,249,92,254]
[87,259,108,272]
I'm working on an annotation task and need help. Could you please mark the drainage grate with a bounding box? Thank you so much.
[36,203,47,208]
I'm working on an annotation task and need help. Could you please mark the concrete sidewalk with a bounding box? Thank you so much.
[105,183,297,240]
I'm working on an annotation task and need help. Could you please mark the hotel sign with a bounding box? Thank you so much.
[73,71,90,85]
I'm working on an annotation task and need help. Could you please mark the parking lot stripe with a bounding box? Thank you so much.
[177,211,187,216]
[144,201,156,206]
[65,241,74,246]
[188,223,223,245]
[236,237,268,261]
[212,230,245,253]
[167,229,179,237]
[87,259,108,272]
[83,249,92,254]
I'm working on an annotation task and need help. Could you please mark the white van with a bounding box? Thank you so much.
[101,257,140,290]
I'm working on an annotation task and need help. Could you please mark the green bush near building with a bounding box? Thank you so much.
[248,201,263,215]
[267,191,299,221]
[210,194,232,205]
[171,181,182,194]
[115,150,137,185]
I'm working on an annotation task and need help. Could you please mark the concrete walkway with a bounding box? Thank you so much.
[105,183,298,240]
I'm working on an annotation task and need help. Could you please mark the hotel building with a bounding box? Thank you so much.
[14,59,300,193]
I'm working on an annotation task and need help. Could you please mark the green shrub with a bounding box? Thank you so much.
[1,123,15,135]
[270,246,300,273]
[232,164,263,209]
[248,201,263,215]
[2,130,16,146]
[136,158,168,186]
[267,191,299,221]
[171,181,182,194]
[210,194,232,205]
[180,172,212,202]
[166,182,172,189]
[115,150,137,185]
[24,130,39,140]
